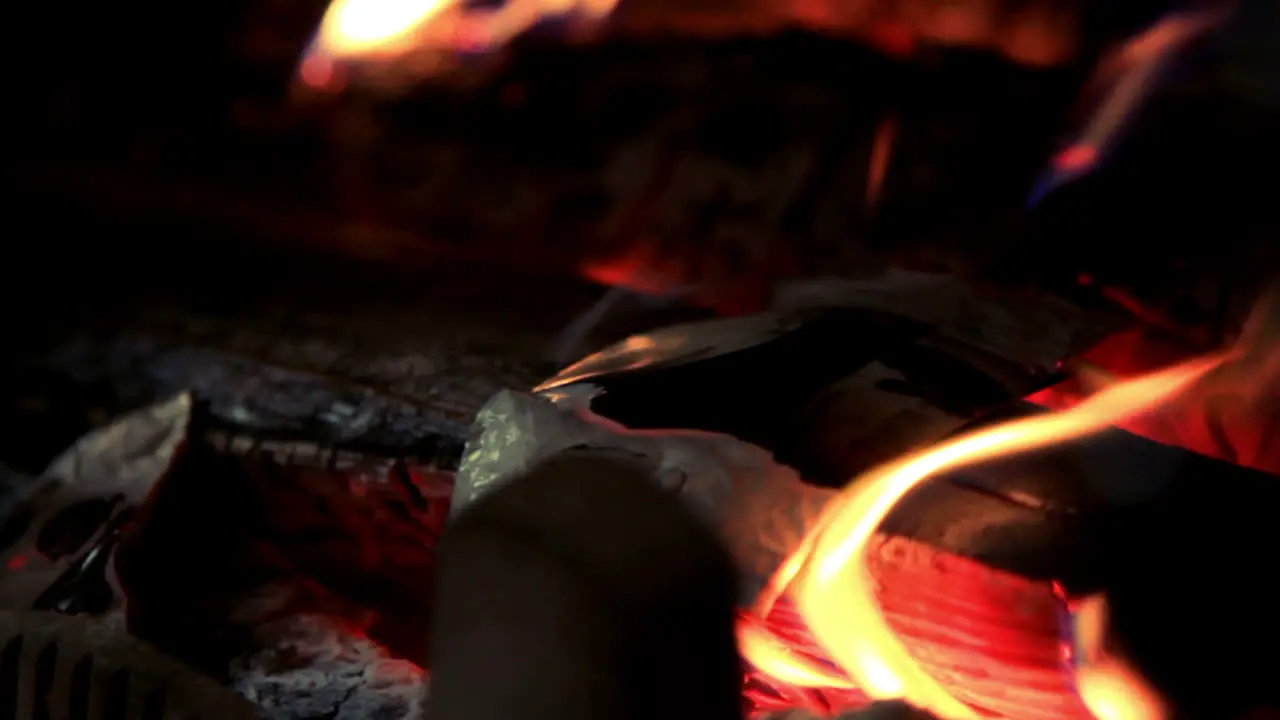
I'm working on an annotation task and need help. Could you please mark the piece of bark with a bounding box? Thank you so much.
[770,271,1117,371]
[0,394,191,618]
[455,388,837,600]
[531,299,1097,489]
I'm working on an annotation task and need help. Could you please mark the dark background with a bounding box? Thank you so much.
[3,0,1278,471]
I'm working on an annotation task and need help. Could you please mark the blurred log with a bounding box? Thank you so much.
[12,35,1070,286]
[10,0,1279,338]
[429,448,744,720]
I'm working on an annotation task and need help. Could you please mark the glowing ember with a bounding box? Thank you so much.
[1032,284,1280,475]
[865,114,897,211]
[739,353,1227,718]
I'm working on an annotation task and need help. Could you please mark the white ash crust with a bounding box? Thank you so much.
[454,388,837,602]
[230,613,428,720]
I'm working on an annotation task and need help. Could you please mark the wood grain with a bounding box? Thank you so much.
[747,534,1090,719]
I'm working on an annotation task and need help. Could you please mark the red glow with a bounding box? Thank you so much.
[301,55,333,88]
[578,240,775,315]
[739,349,1227,718]
[1053,145,1099,174]
[1028,326,1278,475]
[580,253,679,297]
[741,535,1092,718]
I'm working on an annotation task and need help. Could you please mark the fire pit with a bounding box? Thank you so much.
[0,267,1275,719]
[3,0,1279,718]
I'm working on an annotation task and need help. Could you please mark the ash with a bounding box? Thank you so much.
[231,613,428,720]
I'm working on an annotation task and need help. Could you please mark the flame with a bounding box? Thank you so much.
[305,0,621,76]
[313,0,456,58]
[1031,283,1280,475]
[738,613,855,690]
[301,0,1082,89]
[740,353,1227,719]
[866,114,897,211]
[1073,595,1167,720]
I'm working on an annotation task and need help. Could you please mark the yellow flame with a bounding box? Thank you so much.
[1074,595,1167,720]
[307,0,621,68]
[737,615,855,689]
[742,353,1226,719]
[314,0,456,57]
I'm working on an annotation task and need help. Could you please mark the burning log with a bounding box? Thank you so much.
[452,288,1280,718]
[0,234,1273,719]
[745,540,1089,719]
[0,293,1275,720]
[455,387,1102,717]
[447,386,1280,719]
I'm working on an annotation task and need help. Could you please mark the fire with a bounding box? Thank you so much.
[304,0,621,78]
[739,353,1228,719]
[313,0,454,57]
[1073,595,1166,720]
[1031,283,1280,475]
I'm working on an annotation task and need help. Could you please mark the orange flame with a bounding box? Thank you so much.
[740,353,1228,719]
[1073,595,1167,720]
[305,0,620,74]
[313,0,455,58]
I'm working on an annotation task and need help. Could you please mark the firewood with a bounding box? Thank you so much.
[430,448,743,720]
